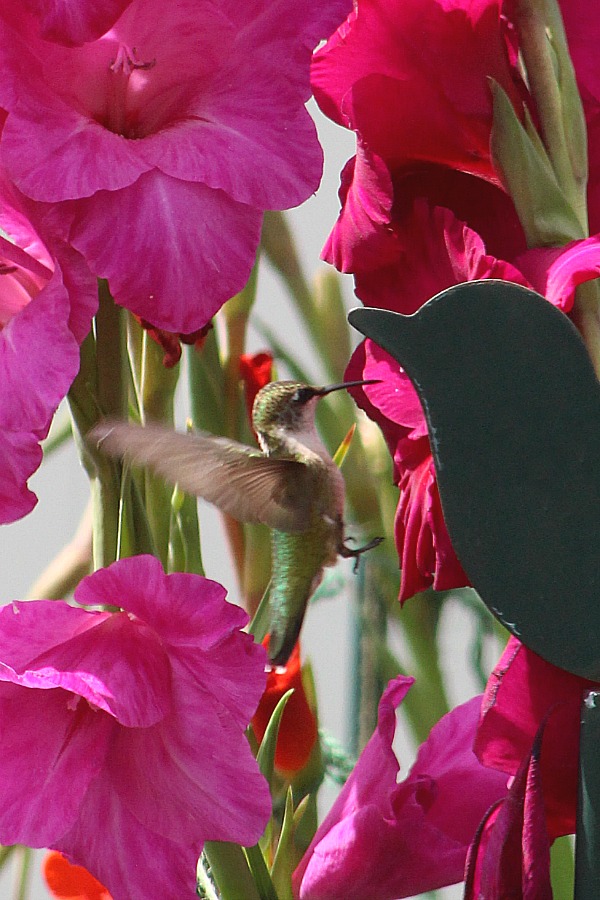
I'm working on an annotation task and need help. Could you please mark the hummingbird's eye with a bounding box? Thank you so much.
[292,388,313,405]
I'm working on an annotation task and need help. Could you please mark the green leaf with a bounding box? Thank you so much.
[248,579,272,644]
[256,689,294,783]
[270,788,296,900]
[202,842,262,900]
[490,80,584,246]
[243,844,279,900]
[168,485,204,575]
[293,793,319,858]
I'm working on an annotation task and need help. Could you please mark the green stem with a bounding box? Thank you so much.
[12,846,31,900]
[512,0,587,232]
[203,843,262,900]
[0,845,16,872]
[351,554,388,753]
[137,324,179,567]
[391,593,451,744]
[551,834,575,899]
[91,285,128,568]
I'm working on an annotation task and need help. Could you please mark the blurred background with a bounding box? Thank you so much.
[1,102,488,899]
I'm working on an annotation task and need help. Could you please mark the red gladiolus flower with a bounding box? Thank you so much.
[312,0,526,182]
[252,639,318,775]
[239,351,274,430]
[465,717,553,900]
[345,190,600,600]
[43,851,112,900]
[475,636,597,839]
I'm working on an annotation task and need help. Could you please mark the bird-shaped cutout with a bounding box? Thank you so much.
[350,280,600,680]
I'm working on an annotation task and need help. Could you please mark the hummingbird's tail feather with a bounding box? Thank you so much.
[268,615,304,667]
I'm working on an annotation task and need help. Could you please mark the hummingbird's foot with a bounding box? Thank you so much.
[339,536,384,572]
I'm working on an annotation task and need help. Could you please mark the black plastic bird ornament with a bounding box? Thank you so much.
[350,279,600,682]
[350,278,600,896]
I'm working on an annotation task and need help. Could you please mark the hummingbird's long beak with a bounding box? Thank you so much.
[315,379,381,397]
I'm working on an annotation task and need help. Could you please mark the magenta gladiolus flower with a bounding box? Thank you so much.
[345,187,600,600]
[293,678,508,900]
[312,0,526,183]
[465,717,552,900]
[0,556,271,899]
[0,0,351,333]
[22,0,132,45]
[0,170,96,524]
[475,636,598,839]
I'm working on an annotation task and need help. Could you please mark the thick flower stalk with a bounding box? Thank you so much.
[0,556,271,899]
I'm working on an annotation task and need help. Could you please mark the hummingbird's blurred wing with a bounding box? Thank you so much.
[90,422,313,532]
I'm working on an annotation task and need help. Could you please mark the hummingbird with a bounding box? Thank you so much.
[91,379,382,666]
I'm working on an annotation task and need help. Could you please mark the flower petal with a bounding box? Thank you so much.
[0,684,112,847]
[65,171,262,332]
[475,636,592,837]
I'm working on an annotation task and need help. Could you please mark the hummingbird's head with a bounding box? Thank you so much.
[252,379,379,454]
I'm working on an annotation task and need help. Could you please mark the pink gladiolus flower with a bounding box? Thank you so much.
[23,0,132,46]
[0,556,271,899]
[0,0,351,333]
[292,678,508,900]
[0,171,96,524]
[465,717,553,900]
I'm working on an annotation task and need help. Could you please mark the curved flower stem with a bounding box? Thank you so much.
[351,554,388,752]
[12,846,31,900]
[26,501,92,599]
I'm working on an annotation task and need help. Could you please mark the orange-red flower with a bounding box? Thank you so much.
[239,352,274,430]
[43,851,111,900]
[252,639,318,775]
